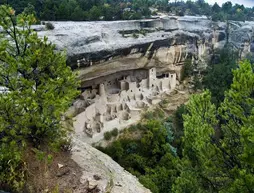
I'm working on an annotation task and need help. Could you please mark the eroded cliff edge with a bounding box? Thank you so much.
[39,16,254,79]
[36,16,254,193]
[71,138,151,193]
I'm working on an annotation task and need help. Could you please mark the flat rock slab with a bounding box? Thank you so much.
[71,138,151,193]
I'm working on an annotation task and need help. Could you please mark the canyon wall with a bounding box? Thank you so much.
[38,16,254,140]
[38,16,254,83]
[36,16,254,193]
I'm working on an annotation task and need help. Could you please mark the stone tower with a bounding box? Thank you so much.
[99,84,106,98]
[148,68,156,89]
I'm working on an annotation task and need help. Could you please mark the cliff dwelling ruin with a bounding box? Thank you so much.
[73,67,176,140]
[55,17,254,143]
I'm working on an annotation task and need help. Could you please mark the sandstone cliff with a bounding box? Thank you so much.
[36,16,254,193]
[38,16,254,83]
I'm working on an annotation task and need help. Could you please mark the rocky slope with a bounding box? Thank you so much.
[72,138,151,193]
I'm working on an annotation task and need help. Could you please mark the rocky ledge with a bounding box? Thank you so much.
[37,16,254,83]
[39,16,216,69]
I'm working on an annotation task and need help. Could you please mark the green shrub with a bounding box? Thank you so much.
[140,29,147,36]
[142,111,154,120]
[0,6,78,191]
[104,128,119,140]
[152,11,158,15]
[128,125,138,132]
[181,58,193,81]
[176,10,185,16]
[128,123,145,132]
[111,128,118,137]
[132,33,139,38]
[173,104,186,133]
[58,138,72,152]
[0,144,25,192]
[211,12,226,22]
[193,74,202,91]
[142,108,165,120]
[140,176,159,193]
[97,119,177,193]
[104,131,112,140]
[45,22,54,30]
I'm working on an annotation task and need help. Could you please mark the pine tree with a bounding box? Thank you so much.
[0,5,79,190]
[173,60,254,192]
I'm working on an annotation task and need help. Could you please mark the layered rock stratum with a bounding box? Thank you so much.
[39,16,254,78]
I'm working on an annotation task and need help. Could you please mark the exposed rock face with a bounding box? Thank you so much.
[38,16,254,81]
[40,16,214,73]
[72,138,151,193]
[39,16,213,66]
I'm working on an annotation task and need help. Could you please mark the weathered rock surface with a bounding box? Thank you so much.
[37,16,254,85]
[38,16,215,63]
[72,138,151,193]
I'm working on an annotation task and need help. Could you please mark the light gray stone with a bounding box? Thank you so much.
[35,16,254,69]
[71,138,151,193]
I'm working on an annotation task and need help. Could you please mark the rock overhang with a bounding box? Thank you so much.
[36,17,212,64]
[33,16,254,82]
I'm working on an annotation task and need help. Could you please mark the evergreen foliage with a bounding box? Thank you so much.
[170,0,252,22]
[174,61,254,192]
[1,2,254,193]
[1,0,151,21]
[180,58,193,81]
[99,118,177,193]
[203,47,238,105]
[103,128,119,140]
[0,5,79,191]
[98,60,254,193]
[1,0,254,21]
